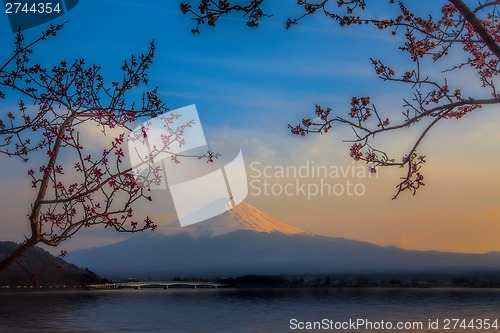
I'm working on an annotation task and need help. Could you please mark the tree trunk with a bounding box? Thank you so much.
[0,237,38,273]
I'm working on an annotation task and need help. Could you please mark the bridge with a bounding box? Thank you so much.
[87,281,224,290]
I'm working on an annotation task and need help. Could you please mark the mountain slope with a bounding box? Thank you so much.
[67,202,500,279]
[0,241,104,286]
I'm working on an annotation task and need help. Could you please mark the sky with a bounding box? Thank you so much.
[0,0,499,254]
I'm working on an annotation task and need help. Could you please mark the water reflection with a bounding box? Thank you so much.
[1,288,500,332]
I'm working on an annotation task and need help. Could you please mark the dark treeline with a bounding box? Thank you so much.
[165,272,500,288]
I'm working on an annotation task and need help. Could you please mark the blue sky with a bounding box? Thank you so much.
[0,1,499,253]
[0,0,396,131]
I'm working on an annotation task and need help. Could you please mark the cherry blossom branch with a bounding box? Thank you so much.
[180,0,271,33]
[183,0,500,198]
[0,24,219,273]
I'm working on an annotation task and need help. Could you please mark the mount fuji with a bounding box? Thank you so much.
[67,202,500,279]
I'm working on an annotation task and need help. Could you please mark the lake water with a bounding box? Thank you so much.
[1,288,500,332]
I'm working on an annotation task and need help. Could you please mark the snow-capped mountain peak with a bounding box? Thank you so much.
[158,201,304,238]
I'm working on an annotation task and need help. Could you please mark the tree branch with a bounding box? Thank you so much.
[449,0,500,59]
